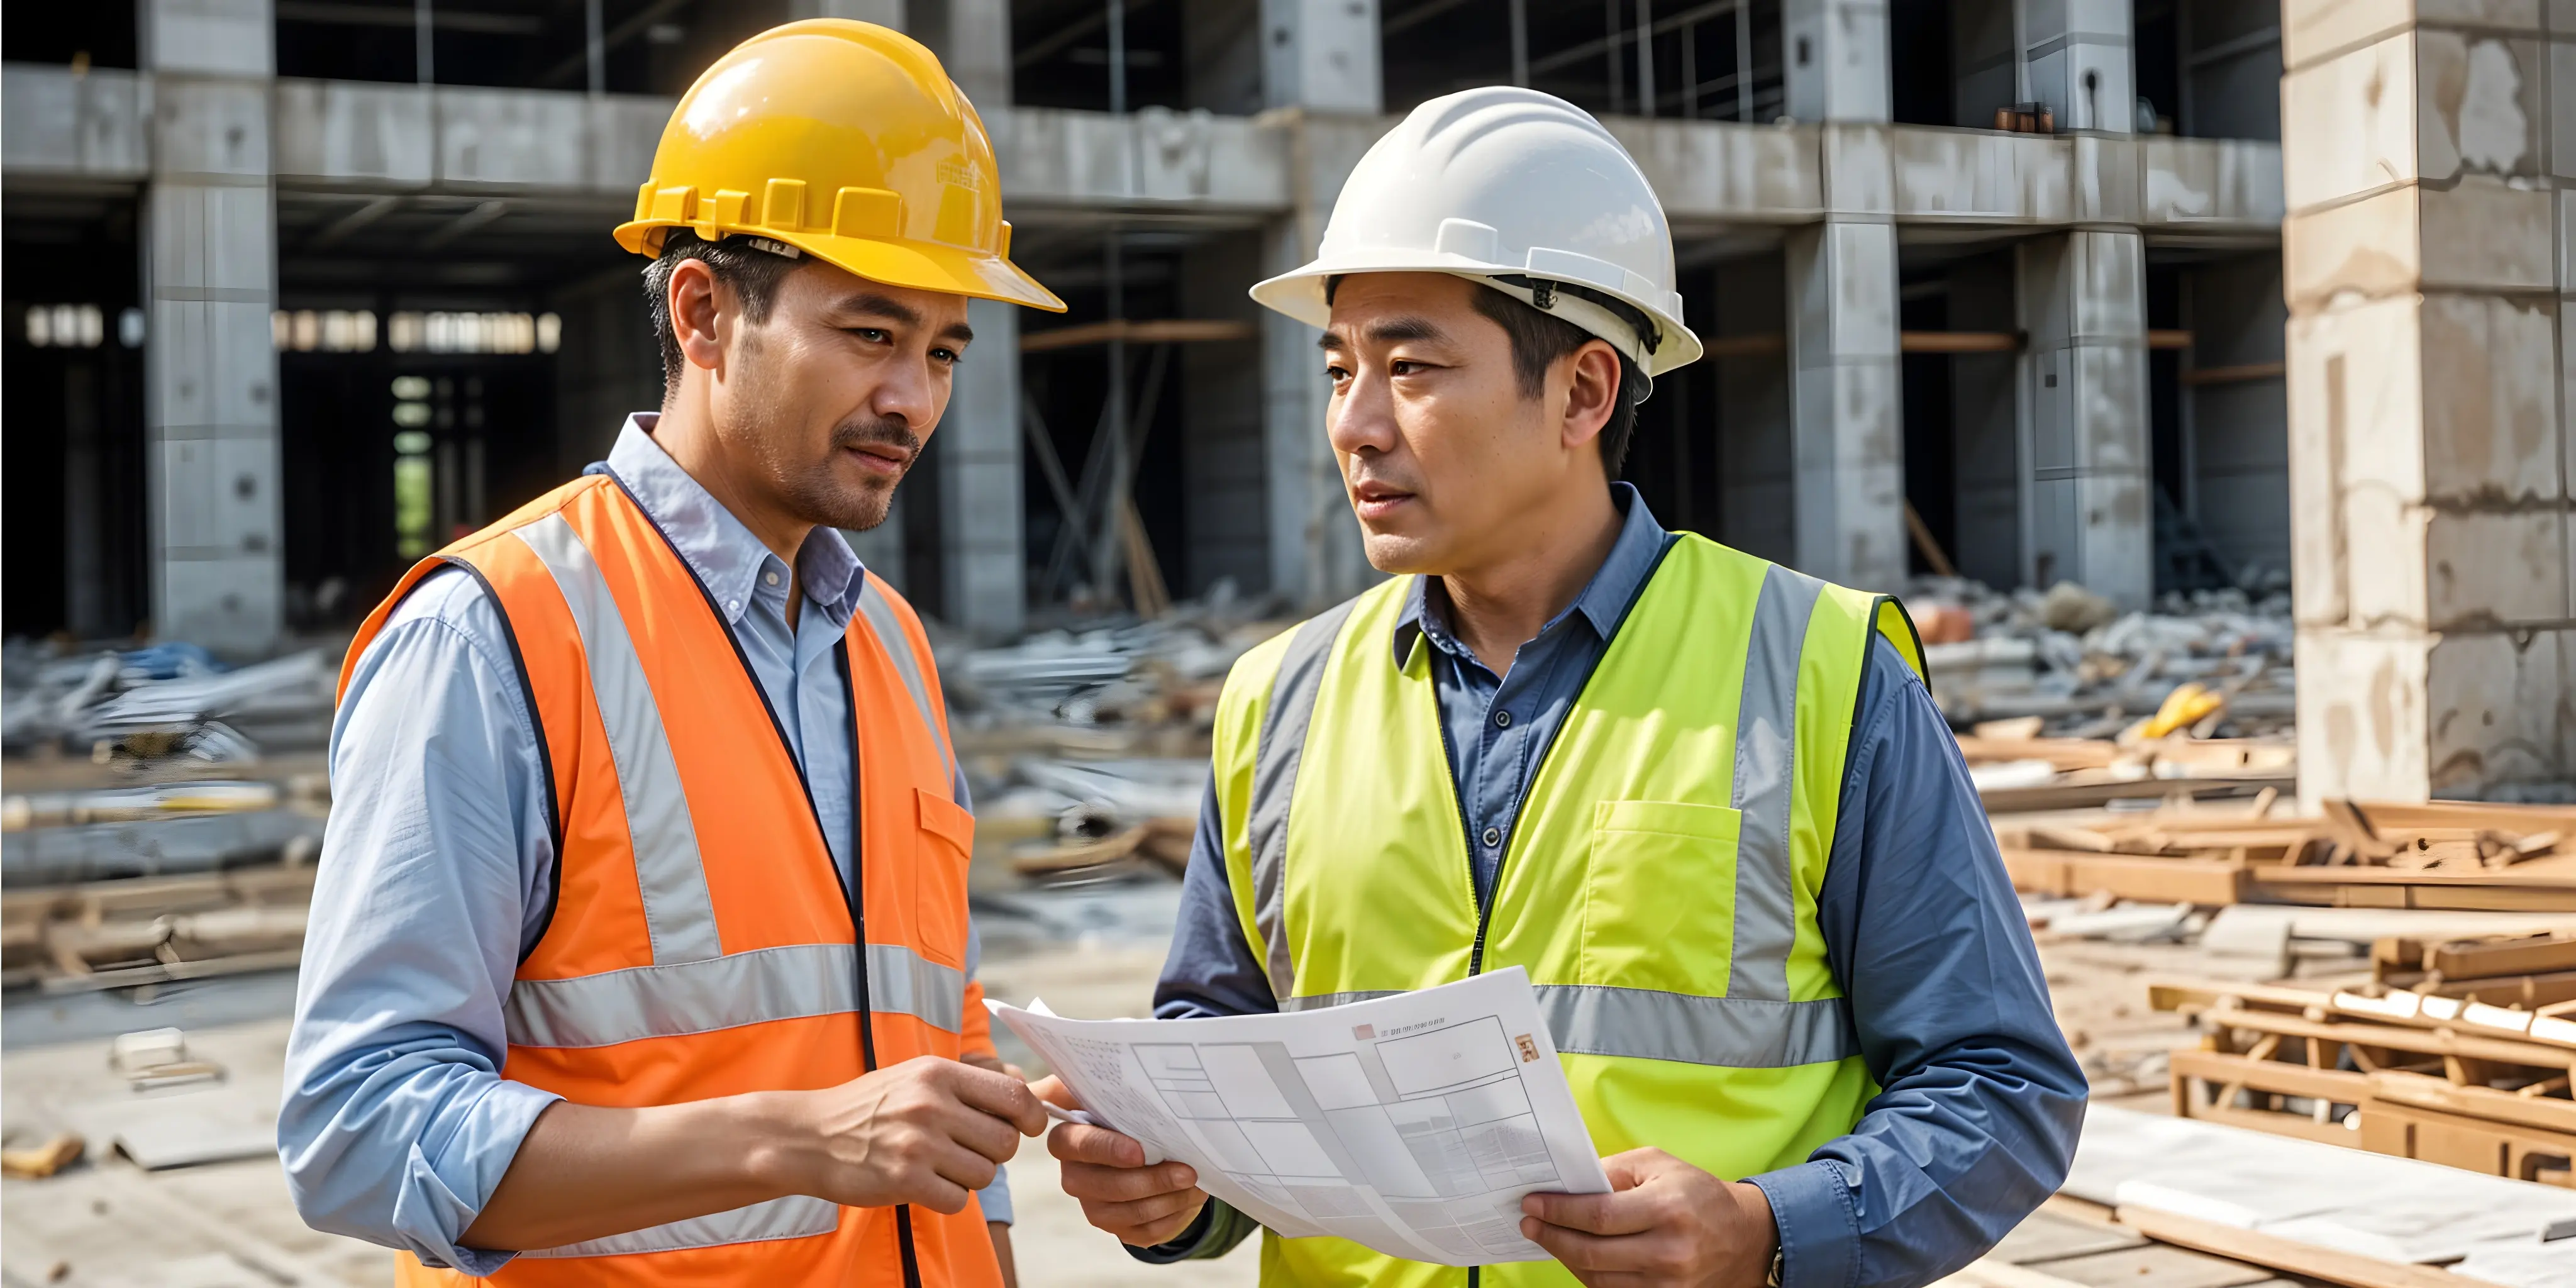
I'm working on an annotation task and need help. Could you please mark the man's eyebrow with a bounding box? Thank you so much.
[1317,316,1448,350]
[838,292,923,328]
[939,321,975,346]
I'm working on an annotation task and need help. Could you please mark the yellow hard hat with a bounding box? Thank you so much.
[615,19,1064,312]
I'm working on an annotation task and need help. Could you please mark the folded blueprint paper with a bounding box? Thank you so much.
[991,967,1609,1265]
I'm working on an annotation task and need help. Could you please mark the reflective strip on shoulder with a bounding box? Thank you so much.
[1279,990,1403,1012]
[1725,562,1824,1003]
[1246,596,1363,1004]
[512,513,720,966]
[518,1195,840,1258]
[853,579,955,784]
[1536,985,1856,1068]
[505,941,966,1048]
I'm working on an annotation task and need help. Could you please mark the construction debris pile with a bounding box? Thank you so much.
[0,641,337,764]
[939,592,1289,885]
[2150,928,2576,1193]
[1909,579,2295,738]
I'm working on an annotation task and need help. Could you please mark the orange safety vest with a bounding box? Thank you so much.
[341,471,1002,1287]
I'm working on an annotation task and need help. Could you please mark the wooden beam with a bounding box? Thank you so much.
[2113,1206,2490,1288]
[1020,319,1258,353]
[2181,360,2286,386]
[2147,329,2193,350]
[1900,330,2021,353]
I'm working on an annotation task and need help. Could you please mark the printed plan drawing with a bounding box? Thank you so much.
[991,968,1609,1265]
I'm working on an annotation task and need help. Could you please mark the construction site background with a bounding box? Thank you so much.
[6,1,2576,1285]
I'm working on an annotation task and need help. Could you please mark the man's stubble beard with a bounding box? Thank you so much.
[784,417,921,533]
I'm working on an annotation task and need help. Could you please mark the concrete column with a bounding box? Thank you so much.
[2016,230,2151,606]
[140,0,279,657]
[1259,4,1381,609]
[1260,0,1382,116]
[1785,219,1904,591]
[2021,0,2136,133]
[2282,1,2573,802]
[938,297,1024,638]
[791,0,906,25]
[913,0,1009,107]
[1783,0,1890,121]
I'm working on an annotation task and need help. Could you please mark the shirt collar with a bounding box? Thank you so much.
[1391,481,1671,670]
[589,413,865,628]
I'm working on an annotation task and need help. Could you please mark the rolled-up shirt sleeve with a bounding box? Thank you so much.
[279,570,561,1275]
[1747,640,2088,1288]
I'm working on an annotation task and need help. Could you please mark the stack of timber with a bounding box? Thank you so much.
[0,862,312,992]
[2042,1105,2576,1287]
[1998,799,2576,911]
[2151,940,2576,1187]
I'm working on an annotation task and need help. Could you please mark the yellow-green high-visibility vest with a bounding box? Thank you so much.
[1208,533,1924,1288]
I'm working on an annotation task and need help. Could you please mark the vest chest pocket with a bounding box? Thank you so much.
[1580,800,1741,997]
[914,788,974,969]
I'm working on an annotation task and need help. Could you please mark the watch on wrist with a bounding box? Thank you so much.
[1766,1245,1785,1288]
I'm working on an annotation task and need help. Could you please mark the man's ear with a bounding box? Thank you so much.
[667,258,727,379]
[1558,340,1623,452]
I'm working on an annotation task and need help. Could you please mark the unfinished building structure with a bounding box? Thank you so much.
[2,0,2567,797]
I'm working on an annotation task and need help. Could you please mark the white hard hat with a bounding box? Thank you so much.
[1250,86,1702,386]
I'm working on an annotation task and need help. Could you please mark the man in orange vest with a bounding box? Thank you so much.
[279,23,1064,1285]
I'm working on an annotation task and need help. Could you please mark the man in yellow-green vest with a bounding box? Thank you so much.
[1042,88,2086,1288]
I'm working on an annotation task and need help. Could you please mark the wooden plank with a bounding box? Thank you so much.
[1983,776,2294,813]
[2021,1244,2277,1288]
[2428,933,2576,981]
[2200,1006,2576,1070]
[1988,1209,2148,1265]
[1958,736,2125,770]
[2172,1048,2372,1104]
[2002,850,2245,902]
[2112,1206,2487,1288]
[1901,330,2022,353]
[1018,318,1257,352]
[2179,360,2286,386]
[2368,1070,2576,1135]
[2355,800,2576,834]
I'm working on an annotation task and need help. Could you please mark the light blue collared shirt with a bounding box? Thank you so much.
[280,416,1007,1275]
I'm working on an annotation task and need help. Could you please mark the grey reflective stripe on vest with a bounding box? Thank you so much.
[1537,985,1856,1068]
[519,1195,841,1258]
[853,579,954,784]
[1247,596,1362,1002]
[1286,985,1856,1067]
[506,941,967,1048]
[1726,563,1824,1002]
[513,513,721,966]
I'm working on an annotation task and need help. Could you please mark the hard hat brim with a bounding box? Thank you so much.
[1251,252,1702,377]
[618,220,1068,313]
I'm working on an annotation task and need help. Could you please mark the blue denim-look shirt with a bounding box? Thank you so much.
[280,416,1008,1276]
[1136,486,2085,1288]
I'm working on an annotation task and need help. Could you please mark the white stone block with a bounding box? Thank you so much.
[437,87,592,189]
[2282,0,2414,72]
[2281,32,2418,212]
[2420,177,2557,292]
[1610,119,1824,223]
[2284,185,2419,307]
[2295,626,2431,806]
[155,555,280,660]
[2416,31,2545,182]
[2426,511,2568,627]
[2426,627,2569,795]
[2418,290,2562,502]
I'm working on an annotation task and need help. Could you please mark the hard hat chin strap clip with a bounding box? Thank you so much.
[1528,280,1557,310]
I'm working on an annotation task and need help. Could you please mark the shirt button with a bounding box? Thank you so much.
[764,570,780,586]
[1482,826,1502,848]
[1493,709,1513,729]
[726,599,741,613]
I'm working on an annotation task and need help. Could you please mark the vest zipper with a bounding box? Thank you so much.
[610,480,923,1285]
[838,644,926,1288]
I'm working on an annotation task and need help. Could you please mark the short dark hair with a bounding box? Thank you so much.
[1326,274,1645,477]
[641,230,803,400]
